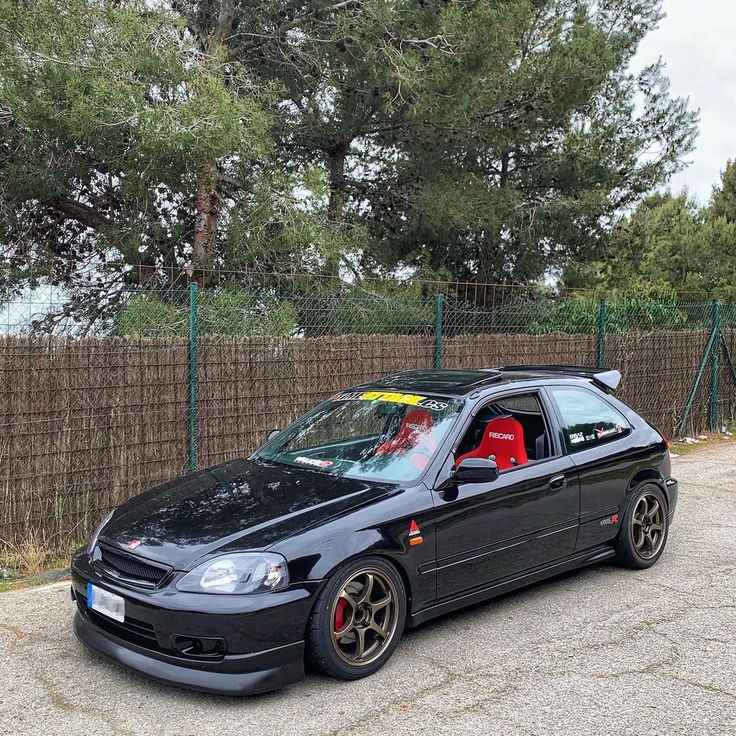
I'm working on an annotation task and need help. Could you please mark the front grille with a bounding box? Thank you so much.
[77,594,160,652]
[97,546,170,588]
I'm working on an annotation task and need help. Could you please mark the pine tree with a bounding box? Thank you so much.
[0,0,698,294]
[711,160,736,223]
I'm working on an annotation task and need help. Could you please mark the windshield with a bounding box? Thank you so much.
[255,390,463,482]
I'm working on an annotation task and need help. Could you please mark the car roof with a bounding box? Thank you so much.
[357,367,603,398]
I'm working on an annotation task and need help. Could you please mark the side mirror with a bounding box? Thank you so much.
[267,429,280,442]
[452,457,499,484]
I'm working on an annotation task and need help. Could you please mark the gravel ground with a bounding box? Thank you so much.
[1,443,734,736]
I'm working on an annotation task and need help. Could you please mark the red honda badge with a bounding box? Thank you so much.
[127,538,141,550]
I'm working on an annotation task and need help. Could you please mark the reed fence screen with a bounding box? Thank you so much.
[1,280,735,565]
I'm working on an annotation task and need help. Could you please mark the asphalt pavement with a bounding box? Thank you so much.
[1,443,734,736]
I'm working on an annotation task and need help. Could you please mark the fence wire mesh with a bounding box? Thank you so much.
[1,275,734,575]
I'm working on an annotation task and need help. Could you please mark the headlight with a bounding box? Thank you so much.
[87,510,114,555]
[176,553,289,594]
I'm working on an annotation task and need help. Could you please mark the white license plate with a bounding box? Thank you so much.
[87,582,125,623]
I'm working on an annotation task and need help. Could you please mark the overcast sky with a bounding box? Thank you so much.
[632,0,736,204]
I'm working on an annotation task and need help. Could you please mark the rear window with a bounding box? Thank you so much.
[550,387,630,452]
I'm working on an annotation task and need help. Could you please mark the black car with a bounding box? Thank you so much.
[71,366,677,695]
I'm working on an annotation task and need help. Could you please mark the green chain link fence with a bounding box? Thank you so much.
[1,274,734,575]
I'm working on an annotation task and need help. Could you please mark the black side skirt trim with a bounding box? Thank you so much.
[408,546,616,627]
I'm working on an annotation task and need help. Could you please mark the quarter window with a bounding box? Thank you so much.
[550,387,630,452]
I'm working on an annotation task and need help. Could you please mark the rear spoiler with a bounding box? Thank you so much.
[496,365,622,392]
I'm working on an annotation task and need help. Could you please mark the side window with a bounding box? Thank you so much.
[550,387,630,452]
[455,392,552,470]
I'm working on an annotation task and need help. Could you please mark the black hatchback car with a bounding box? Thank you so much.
[71,366,677,695]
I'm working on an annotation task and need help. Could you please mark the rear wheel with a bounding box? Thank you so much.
[614,484,669,569]
[306,557,406,680]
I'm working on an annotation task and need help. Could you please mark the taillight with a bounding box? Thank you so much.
[654,426,669,452]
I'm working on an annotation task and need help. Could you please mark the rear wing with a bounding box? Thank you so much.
[496,365,622,392]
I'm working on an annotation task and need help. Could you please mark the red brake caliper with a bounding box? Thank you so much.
[335,597,347,631]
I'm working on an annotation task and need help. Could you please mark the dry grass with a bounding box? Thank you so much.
[0,528,68,577]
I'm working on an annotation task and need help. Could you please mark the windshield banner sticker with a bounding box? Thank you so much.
[333,391,447,411]
[295,456,333,468]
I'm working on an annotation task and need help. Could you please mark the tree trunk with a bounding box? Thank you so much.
[192,162,219,272]
[478,148,512,282]
[188,4,234,277]
[46,198,109,229]
[217,0,235,43]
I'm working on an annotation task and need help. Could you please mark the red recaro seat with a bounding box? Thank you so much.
[375,408,435,456]
[455,416,528,470]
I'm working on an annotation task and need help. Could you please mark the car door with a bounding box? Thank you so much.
[545,384,642,551]
[432,389,580,600]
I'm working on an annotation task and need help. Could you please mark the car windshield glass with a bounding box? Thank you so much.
[255,391,464,482]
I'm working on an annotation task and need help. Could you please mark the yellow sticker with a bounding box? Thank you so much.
[359,391,426,406]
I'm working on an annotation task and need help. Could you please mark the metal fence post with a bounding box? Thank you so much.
[188,281,199,472]
[597,298,607,369]
[434,293,445,369]
[710,299,721,432]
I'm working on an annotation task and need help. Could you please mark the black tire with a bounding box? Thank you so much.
[306,556,407,680]
[614,483,669,569]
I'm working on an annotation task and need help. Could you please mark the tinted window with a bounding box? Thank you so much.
[550,387,630,452]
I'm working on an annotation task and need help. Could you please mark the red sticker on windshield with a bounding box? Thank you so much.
[295,456,333,468]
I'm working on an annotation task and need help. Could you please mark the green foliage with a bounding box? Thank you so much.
[351,0,697,282]
[710,160,736,223]
[565,192,736,300]
[0,0,274,274]
[113,285,696,340]
[198,289,297,337]
[0,0,698,303]
[114,294,187,337]
[529,291,688,334]
[299,289,436,337]
[114,288,297,337]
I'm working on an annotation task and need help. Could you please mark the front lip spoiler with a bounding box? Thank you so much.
[74,610,304,696]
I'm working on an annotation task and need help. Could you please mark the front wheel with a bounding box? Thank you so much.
[306,557,406,680]
[614,484,669,569]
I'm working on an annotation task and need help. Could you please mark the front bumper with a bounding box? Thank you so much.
[71,550,319,695]
[74,609,304,695]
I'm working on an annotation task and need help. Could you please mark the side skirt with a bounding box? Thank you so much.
[407,546,616,627]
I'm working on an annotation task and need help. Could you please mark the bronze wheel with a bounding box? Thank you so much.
[632,492,666,559]
[330,567,400,667]
[614,484,669,569]
[306,557,406,680]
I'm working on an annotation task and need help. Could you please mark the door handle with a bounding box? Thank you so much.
[548,474,567,490]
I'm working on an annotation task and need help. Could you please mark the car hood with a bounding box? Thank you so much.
[99,458,397,569]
